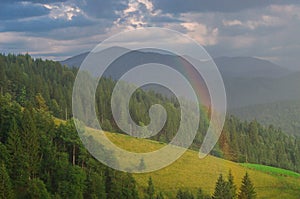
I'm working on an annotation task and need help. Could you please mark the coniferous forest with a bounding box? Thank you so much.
[0,53,299,198]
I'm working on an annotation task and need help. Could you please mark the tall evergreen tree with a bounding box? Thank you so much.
[26,178,51,199]
[0,162,14,199]
[138,158,146,171]
[196,188,210,199]
[6,119,29,187]
[238,173,256,199]
[145,177,155,199]
[227,170,237,199]
[156,192,165,199]
[176,189,194,199]
[213,174,227,199]
[21,107,40,179]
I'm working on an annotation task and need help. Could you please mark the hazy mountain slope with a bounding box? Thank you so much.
[214,56,289,78]
[60,52,89,67]
[61,51,290,79]
[61,49,296,109]
[230,100,300,136]
[224,72,300,108]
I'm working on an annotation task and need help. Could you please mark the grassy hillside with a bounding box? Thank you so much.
[241,163,300,178]
[85,130,300,199]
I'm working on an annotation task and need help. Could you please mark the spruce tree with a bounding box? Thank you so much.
[156,192,165,199]
[21,108,40,179]
[213,174,227,199]
[238,173,256,199]
[0,162,14,199]
[176,189,194,199]
[146,177,155,199]
[196,188,210,199]
[227,170,237,199]
[6,119,29,186]
[138,158,146,171]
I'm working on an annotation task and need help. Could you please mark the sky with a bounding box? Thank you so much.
[0,0,300,70]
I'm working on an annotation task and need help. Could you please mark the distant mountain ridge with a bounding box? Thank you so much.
[60,50,290,79]
[60,52,89,67]
[60,49,296,108]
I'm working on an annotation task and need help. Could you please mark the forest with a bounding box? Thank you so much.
[0,53,299,198]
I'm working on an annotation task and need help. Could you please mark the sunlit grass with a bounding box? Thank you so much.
[86,128,300,198]
[241,163,300,178]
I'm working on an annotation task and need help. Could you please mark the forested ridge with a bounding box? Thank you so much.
[231,100,300,136]
[0,53,299,198]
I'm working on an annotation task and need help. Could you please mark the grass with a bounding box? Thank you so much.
[85,129,300,199]
[241,163,300,178]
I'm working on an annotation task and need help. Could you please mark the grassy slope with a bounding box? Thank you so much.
[104,132,300,199]
[241,163,300,178]
[55,118,300,198]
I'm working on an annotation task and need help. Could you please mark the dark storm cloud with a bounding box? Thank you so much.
[0,0,67,3]
[0,2,50,20]
[152,0,300,13]
[1,15,95,32]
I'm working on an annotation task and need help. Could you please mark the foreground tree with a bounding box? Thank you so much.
[26,178,51,199]
[238,173,256,199]
[145,177,155,199]
[196,188,211,199]
[176,188,194,199]
[0,162,14,199]
[212,174,227,199]
[213,171,238,199]
[227,170,237,199]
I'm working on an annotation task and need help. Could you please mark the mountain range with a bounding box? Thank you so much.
[61,48,300,135]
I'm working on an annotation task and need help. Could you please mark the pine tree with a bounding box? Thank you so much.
[213,174,227,199]
[227,170,237,199]
[176,189,194,199]
[6,119,29,186]
[26,178,51,199]
[196,188,210,199]
[138,158,146,171]
[156,192,165,199]
[145,177,155,199]
[0,162,14,199]
[176,189,184,199]
[21,108,40,179]
[238,173,256,199]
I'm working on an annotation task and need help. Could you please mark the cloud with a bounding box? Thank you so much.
[0,2,50,20]
[44,3,82,20]
[222,20,242,27]
[1,15,95,33]
[181,22,219,46]
[223,15,283,30]
[72,0,128,19]
[113,0,158,30]
[152,0,300,14]
[0,31,101,60]
[0,2,97,33]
